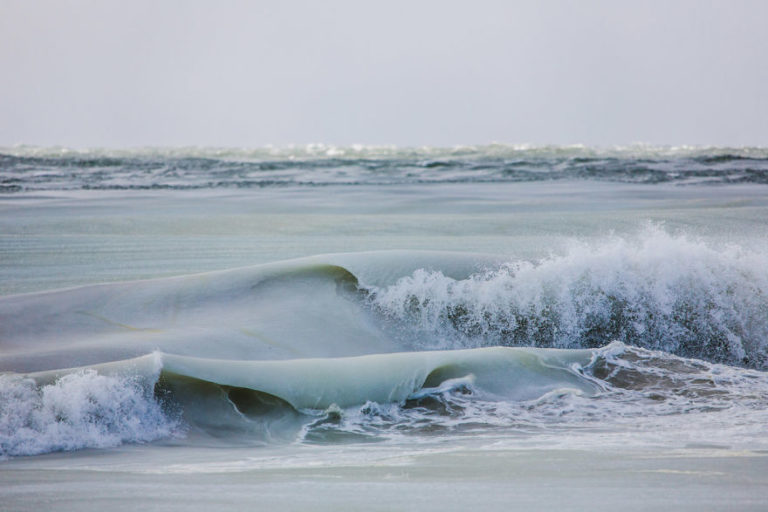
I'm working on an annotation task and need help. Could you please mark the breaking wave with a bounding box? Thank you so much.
[3,341,767,457]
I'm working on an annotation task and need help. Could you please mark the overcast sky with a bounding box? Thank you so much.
[1,0,766,148]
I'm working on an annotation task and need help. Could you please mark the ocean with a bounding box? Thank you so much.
[1,144,767,511]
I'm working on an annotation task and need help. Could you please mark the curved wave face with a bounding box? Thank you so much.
[1,228,767,457]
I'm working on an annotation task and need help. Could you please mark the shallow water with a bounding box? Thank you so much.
[1,146,767,510]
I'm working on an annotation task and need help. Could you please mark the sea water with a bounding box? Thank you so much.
[1,145,767,511]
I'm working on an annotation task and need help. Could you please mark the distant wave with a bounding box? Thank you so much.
[2,144,767,191]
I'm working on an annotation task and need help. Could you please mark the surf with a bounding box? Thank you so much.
[2,227,767,457]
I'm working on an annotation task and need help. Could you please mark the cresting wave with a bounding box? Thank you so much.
[3,345,598,457]
[2,144,768,191]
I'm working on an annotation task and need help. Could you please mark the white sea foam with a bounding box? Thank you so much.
[369,224,768,367]
[0,370,180,458]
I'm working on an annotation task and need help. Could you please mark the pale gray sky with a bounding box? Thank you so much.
[1,0,766,148]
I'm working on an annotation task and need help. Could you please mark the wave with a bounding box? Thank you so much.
[3,345,598,456]
[0,251,501,374]
[1,230,766,371]
[4,342,767,457]
[2,144,767,191]
[1,230,766,370]
[0,260,390,373]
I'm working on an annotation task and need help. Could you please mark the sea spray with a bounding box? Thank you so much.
[368,225,768,367]
[0,370,180,458]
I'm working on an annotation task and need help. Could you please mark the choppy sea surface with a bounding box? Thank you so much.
[3,144,768,191]
[1,145,767,511]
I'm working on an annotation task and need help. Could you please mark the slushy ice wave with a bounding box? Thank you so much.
[1,227,767,457]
